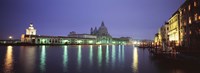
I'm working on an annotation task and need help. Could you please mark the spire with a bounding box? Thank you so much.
[90,27,93,34]
[94,27,98,35]
[91,27,93,31]
[101,21,105,26]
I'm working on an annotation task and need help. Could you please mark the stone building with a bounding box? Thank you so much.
[21,22,129,45]
[168,12,180,46]
[91,21,112,44]
[154,0,200,52]
[179,0,200,49]
[160,22,169,51]
[26,23,36,35]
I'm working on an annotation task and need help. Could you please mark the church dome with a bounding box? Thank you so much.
[97,22,111,37]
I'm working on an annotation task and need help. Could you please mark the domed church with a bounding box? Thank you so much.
[90,21,112,44]
[21,22,129,45]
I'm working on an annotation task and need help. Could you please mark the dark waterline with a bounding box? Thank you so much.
[0,45,199,73]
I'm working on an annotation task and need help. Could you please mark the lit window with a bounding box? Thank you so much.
[195,13,198,21]
[194,1,197,7]
[190,31,192,34]
[180,10,182,14]
[180,23,182,27]
[199,16,200,20]
[188,5,191,11]
[199,29,200,33]
[189,17,192,24]
[184,21,186,26]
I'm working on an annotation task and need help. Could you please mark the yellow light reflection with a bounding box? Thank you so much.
[4,46,13,73]
[133,47,138,73]
[20,46,36,73]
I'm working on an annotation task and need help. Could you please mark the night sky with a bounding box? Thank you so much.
[0,0,184,40]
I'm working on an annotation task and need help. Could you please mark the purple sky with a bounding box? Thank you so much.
[0,0,184,40]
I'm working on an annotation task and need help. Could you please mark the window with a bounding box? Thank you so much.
[184,21,186,26]
[189,17,192,24]
[199,16,200,20]
[181,32,183,36]
[180,10,182,16]
[188,5,191,11]
[180,23,182,27]
[194,1,197,7]
[190,31,192,35]
[184,9,186,12]
[195,13,198,21]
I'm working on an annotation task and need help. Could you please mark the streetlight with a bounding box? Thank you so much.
[9,36,13,40]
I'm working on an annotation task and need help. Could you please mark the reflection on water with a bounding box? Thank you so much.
[133,47,138,73]
[112,45,116,69]
[122,45,125,63]
[40,45,46,73]
[63,46,68,72]
[4,46,13,73]
[89,45,93,67]
[1,45,199,73]
[98,45,102,67]
[77,45,82,72]
[118,45,121,63]
[20,46,36,73]
[106,45,109,66]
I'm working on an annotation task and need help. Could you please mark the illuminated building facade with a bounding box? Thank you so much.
[91,21,112,44]
[154,29,162,46]
[168,12,180,46]
[68,31,97,39]
[160,22,169,51]
[154,33,160,47]
[154,0,200,51]
[21,22,129,45]
[179,0,200,48]
[26,23,36,35]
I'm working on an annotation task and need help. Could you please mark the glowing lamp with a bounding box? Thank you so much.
[9,36,13,40]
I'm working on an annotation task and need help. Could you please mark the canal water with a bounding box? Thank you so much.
[0,45,199,73]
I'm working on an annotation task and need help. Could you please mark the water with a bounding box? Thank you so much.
[0,45,199,73]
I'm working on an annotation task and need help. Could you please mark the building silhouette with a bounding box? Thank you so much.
[21,22,130,45]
